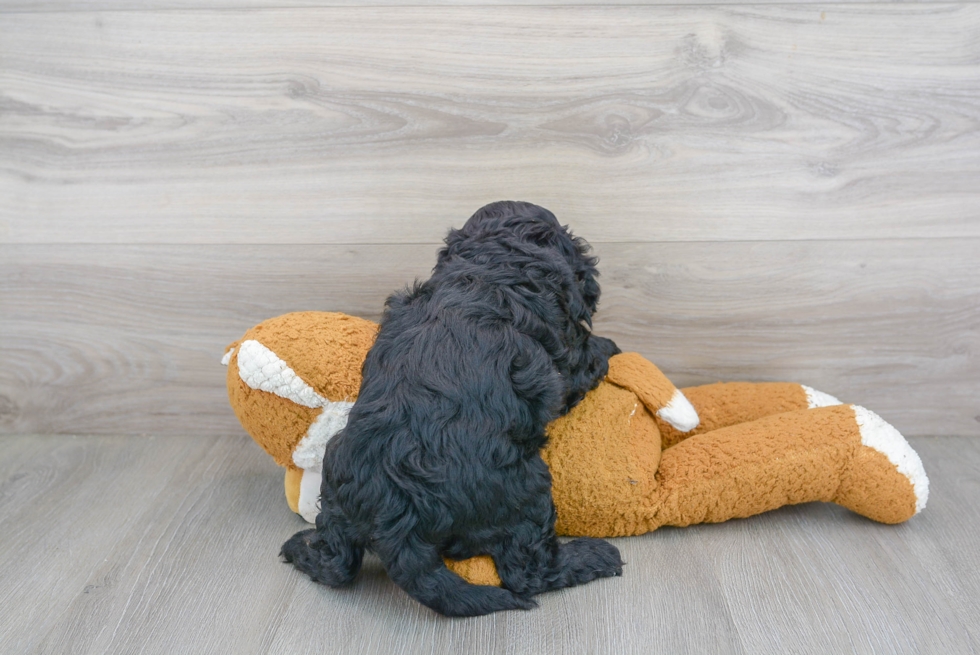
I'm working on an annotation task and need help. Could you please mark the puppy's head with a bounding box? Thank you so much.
[438,201,601,324]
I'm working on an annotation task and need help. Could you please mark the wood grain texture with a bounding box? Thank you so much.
[5,0,974,10]
[1,239,977,438]
[1,6,978,244]
[0,434,976,654]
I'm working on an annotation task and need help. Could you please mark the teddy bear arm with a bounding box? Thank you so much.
[605,353,699,433]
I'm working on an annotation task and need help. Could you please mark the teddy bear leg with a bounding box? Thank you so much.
[656,381,843,449]
[648,404,927,531]
[832,406,928,523]
[285,466,322,523]
[285,467,302,514]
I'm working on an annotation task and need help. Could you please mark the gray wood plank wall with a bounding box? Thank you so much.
[2,4,978,437]
[7,0,980,8]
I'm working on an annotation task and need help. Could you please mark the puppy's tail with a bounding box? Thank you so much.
[281,527,363,587]
[388,557,537,617]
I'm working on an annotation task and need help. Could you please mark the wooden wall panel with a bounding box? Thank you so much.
[3,0,974,9]
[0,244,434,436]
[2,240,976,438]
[1,6,978,244]
[1,5,976,438]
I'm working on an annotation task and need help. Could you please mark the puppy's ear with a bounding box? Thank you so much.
[509,345,564,442]
[573,256,600,317]
[436,228,463,267]
[521,217,601,320]
[555,232,600,322]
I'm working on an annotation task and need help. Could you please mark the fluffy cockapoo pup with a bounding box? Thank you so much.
[281,201,624,616]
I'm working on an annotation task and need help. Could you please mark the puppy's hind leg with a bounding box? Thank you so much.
[492,534,623,597]
[491,495,623,597]
[379,538,536,617]
[281,503,364,587]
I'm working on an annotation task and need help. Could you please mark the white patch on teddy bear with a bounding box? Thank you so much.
[802,385,842,408]
[657,389,700,433]
[232,338,356,470]
[293,402,355,470]
[852,405,929,514]
[236,339,325,409]
[298,466,322,523]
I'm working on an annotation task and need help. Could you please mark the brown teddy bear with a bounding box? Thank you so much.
[223,312,928,586]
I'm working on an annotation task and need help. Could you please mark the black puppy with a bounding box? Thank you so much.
[281,201,623,616]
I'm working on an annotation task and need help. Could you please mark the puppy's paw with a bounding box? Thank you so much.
[590,335,622,359]
[281,528,360,587]
[563,537,624,582]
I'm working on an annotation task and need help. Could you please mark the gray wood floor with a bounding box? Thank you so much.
[1,433,977,654]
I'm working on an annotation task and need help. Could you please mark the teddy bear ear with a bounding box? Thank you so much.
[223,335,320,468]
[221,340,241,366]
[235,338,327,409]
[225,331,356,472]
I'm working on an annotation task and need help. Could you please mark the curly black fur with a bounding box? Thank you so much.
[281,201,624,617]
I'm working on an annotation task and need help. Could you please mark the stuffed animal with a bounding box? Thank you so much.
[223,312,928,587]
